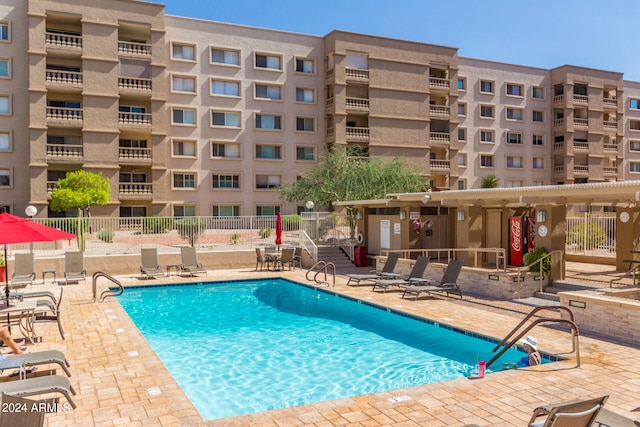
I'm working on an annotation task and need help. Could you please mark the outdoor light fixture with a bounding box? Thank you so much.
[399,211,406,220]
[305,200,314,211]
[357,210,362,220]
[421,194,431,204]
[457,210,466,221]
[25,205,37,218]
[536,210,546,223]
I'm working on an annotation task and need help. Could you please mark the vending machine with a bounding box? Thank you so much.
[509,216,536,266]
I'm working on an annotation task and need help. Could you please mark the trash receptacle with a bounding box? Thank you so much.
[354,246,368,267]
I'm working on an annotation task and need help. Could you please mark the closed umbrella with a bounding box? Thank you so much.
[275,211,282,250]
[0,212,76,305]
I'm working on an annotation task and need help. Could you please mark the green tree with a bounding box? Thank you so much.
[481,174,500,188]
[279,146,426,239]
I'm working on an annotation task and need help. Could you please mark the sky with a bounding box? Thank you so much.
[159,0,640,81]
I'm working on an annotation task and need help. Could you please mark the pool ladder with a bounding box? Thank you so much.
[486,305,580,369]
[306,261,336,287]
[92,271,124,302]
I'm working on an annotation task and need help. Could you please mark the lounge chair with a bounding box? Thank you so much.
[11,253,35,288]
[255,248,270,271]
[64,251,86,284]
[528,395,608,427]
[0,349,72,377]
[180,247,207,277]
[33,288,65,340]
[402,259,465,300]
[140,248,164,279]
[0,375,77,410]
[0,393,45,426]
[372,256,430,292]
[346,253,401,286]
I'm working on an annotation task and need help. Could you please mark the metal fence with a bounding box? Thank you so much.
[565,213,616,258]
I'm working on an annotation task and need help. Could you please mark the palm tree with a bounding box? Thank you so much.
[481,174,500,188]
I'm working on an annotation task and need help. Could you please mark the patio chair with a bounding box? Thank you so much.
[64,251,86,284]
[255,248,270,271]
[180,247,207,277]
[0,393,45,427]
[292,247,303,269]
[279,248,296,271]
[528,395,608,427]
[10,253,35,288]
[0,349,72,377]
[402,259,465,300]
[372,256,430,292]
[346,253,401,286]
[140,248,164,279]
[0,375,77,410]
[33,287,65,340]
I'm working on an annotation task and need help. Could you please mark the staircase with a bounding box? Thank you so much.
[316,246,357,273]
[516,280,605,307]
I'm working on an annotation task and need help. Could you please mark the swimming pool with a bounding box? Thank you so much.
[117,278,534,420]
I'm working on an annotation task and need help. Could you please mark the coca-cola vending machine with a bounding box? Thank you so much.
[509,216,536,266]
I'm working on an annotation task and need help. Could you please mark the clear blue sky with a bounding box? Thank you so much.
[160,0,640,81]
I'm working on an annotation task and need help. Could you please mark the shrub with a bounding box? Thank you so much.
[142,217,173,234]
[230,233,240,244]
[258,227,272,239]
[565,222,608,249]
[523,247,551,276]
[97,228,114,243]
[282,215,300,230]
[175,217,207,246]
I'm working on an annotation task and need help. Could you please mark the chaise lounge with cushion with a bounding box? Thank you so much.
[401,259,465,300]
[180,247,207,277]
[372,256,430,292]
[140,248,164,279]
[346,252,401,286]
[0,375,77,409]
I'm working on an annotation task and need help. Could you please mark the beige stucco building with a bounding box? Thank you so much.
[2,0,640,218]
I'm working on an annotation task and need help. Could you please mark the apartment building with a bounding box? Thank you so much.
[1,0,640,219]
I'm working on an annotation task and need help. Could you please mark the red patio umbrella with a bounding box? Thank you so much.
[275,211,282,250]
[0,212,76,305]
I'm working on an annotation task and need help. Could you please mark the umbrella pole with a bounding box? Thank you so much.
[3,245,8,306]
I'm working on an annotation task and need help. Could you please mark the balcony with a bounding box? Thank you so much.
[119,183,153,200]
[345,97,369,111]
[345,68,369,83]
[429,132,450,146]
[573,94,589,104]
[603,120,617,129]
[573,141,589,151]
[554,118,565,128]
[429,159,450,172]
[325,97,334,109]
[553,165,565,176]
[429,77,450,90]
[553,141,565,151]
[429,105,450,117]
[603,97,617,107]
[45,70,82,89]
[46,144,83,162]
[603,141,618,152]
[46,107,83,126]
[573,165,589,176]
[553,94,564,104]
[119,112,152,128]
[573,118,589,128]
[118,77,152,95]
[118,41,151,59]
[45,32,82,53]
[603,166,618,176]
[46,181,57,198]
[119,147,152,165]
[346,126,370,142]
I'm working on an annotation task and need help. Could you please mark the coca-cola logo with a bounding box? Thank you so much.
[511,220,521,251]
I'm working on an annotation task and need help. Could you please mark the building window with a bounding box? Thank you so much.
[507,132,522,144]
[480,130,494,143]
[173,205,196,217]
[172,108,196,125]
[212,142,240,158]
[213,205,240,216]
[0,169,10,187]
[458,103,466,116]
[171,43,195,61]
[532,157,544,169]
[172,139,196,157]
[506,180,523,187]
[458,128,467,141]
[255,53,282,70]
[120,206,147,217]
[295,58,315,73]
[255,144,282,159]
[532,110,544,122]
[457,77,466,91]
[171,75,196,93]
[173,172,196,189]
[256,174,281,189]
[255,84,282,100]
[630,120,640,131]
[256,205,281,216]
[211,79,240,97]
[296,117,315,132]
[480,155,494,168]
[533,180,545,186]
[533,134,544,146]
[507,156,523,168]
[631,162,640,173]
[457,179,466,190]
[506,83,523,97]
[0,132,10,151]
[630,140,640,152]
[480,105,494,118]
[211,47,240,66]
[630,99,640,110]
[480,80,494,94]
[119,138,146,148]
[255,114,282,130]
[0,23,8,42]
[506,108,523,121]
[0,95,10,115]
[212,111,240,128]
[295,87,315,103]
[532,86,544,99]
[458,153,467,167]
[0,58,9,78]
[296,146,315,160]
[212,174,240,189]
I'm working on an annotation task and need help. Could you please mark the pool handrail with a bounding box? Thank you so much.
[92,271,123,302]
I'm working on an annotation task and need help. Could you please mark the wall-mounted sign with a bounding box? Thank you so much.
[409,211,420,220]
[394,223,401,234]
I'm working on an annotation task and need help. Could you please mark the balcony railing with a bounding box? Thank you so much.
[573,94,589,104]
[429,105,450,116]
[119,183,153,199]
[429,132,450,145]
[119,112,152,126]
[554,118,565,127]
[573,141,589,151]
[603,97,617,107]
[118,77,152,92]
[325,97,334,109]
[325,68,334,79]
[46,107,83,123]
[119,147,152,162]
[345,126,370,141]
[553,94,564,104]
[603,120,617,128]
[345,97,369,110]
[429,77,450,89]
[603,142,618,152]
[46,181,57,196]
[429,159,450,171]
[603,166,617,176]
[573,118,589,127]
[326,127,335,137]
[118,41,152,58]
[46,70,82,87]
[46,144,83,159]
[553,165,565,175]
[553,142,565,151]
[345,68,369,82]
[573,165,589,175]
[45,32,82,50]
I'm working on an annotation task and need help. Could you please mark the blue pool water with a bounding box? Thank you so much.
[117,279,535,420]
